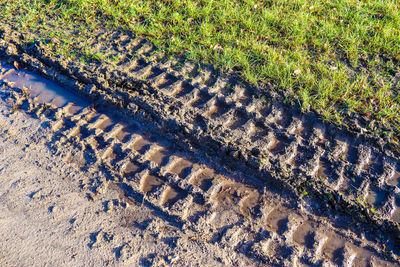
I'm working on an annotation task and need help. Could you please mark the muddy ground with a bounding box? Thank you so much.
[0,23,400,266]
[0,94,240,266]
[0,58,399,266]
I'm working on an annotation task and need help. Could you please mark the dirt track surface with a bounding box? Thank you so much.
[2,25,400,234]
[0,60,399,266]
[0,75,247,266]
[1,24,400,265]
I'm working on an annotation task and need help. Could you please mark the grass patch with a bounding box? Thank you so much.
[1,0,400,133]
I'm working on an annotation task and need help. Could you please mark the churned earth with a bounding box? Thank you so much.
[0,3,399,266]
[0,69,252,266]
[0,58,399,266]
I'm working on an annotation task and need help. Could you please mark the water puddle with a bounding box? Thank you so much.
[292,221,316,248]
[140,174,163,193]
[0,61,89,109]
[170,158,192,178]
[365,187,387,208]
[321,233,346,263]
[148,148,169,165]
[265,207,289,235]
[188,168,214,191]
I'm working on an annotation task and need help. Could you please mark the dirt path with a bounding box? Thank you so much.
[1,27,400,241]
[0,81,241,266]
[0,61,398,266]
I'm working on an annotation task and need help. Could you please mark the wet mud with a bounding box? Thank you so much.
[0,24,400,264]
[0,60,399,265]
[2,29,400,238]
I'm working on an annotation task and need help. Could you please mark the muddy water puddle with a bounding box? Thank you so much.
[0,61,182,180]
[0,62,88,110]
[365,187,387,208]
[0,62,166,151]
[0,61,200,199]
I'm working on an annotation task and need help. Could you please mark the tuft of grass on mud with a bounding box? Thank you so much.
[1,0,400,134]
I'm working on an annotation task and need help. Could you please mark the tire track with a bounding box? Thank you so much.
[118,42,400,230]
[0,63,398,265]
[2,32,399,240]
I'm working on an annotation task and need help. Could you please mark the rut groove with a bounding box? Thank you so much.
[1,29,400,261]
[0,64,398,265]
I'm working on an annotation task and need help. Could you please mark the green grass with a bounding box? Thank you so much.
[1,0,400,135]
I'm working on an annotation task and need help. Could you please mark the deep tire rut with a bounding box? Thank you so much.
[0,63,398,265]
[2,32,400,240]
